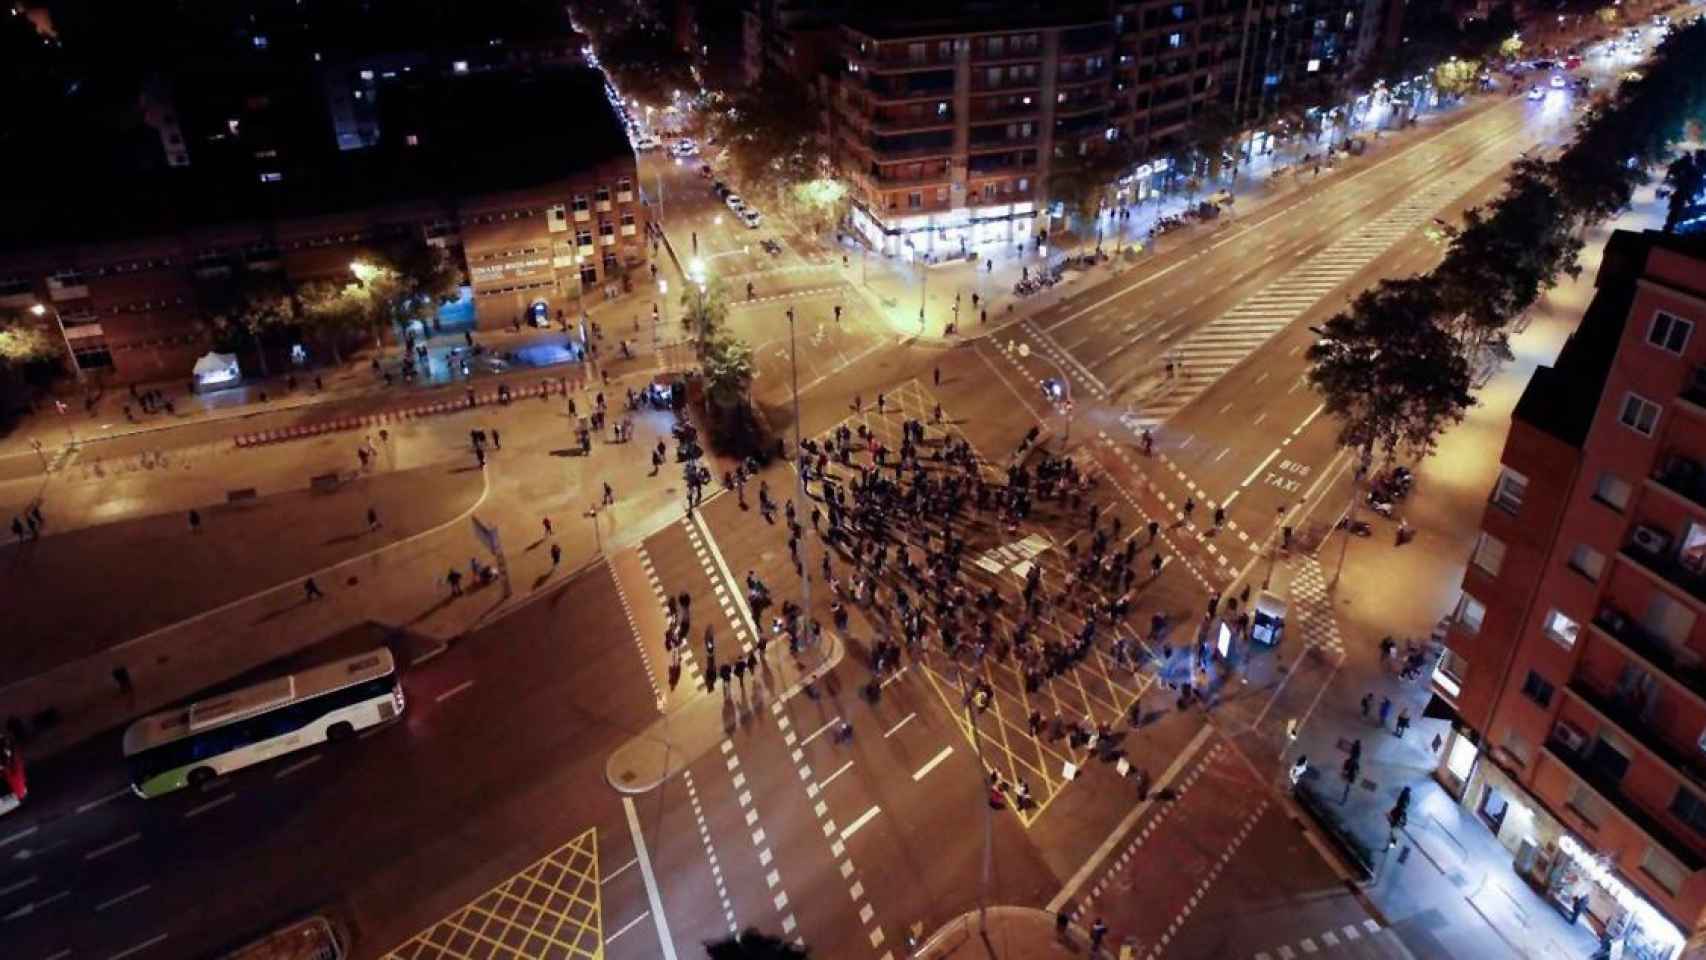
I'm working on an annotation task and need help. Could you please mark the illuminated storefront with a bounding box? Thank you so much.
[848,200,1039,259]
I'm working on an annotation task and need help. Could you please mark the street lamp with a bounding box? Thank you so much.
[31,302,83,384]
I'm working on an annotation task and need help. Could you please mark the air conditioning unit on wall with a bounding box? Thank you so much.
[1632,525,1672,558]
[1552,721,1588,754]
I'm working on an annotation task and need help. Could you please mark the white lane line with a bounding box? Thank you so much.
[0,826,37,850]
[1222,491,1241,510]
[623,796,681,960]
[606,910,650,944]
[75,789,130,816]
[1253,372,1269,384]
[95,884,151,912]
[840,805,882,841]
[435,679,475,703]
[1217,401,1234,415]
[800,717,840,747]
[3,889,67,921]
[0,875,36,897]
[603,856,639,885]
[820,761,854,789]
[883,712,917,738]
[274,755,323,780]
[183,793,235,820]
[912,746,955,782]
[106,932,168,960]
[44,950,70,960]
[1214,448,1230,463]
[1240,448,1281,488]
[84,832,141,861]
[1252,412,1267,426]
[1293,402,1325,435]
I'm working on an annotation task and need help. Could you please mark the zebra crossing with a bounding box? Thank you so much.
[1124,145,1519,429]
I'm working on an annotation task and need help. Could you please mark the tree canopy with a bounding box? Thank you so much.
[598,19,696,109]
[705,928,810,959]
[705,77,827,209]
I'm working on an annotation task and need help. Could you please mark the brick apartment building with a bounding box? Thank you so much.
[815,0,1389,256]
[1432,230,1706,955]
[0,63,645,388]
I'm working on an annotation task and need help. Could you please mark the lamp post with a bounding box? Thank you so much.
[31,303,83,384]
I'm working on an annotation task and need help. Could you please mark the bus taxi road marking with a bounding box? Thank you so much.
[606,910,650,945]
[95,885,151,913]
[183,793,236,820]
[5,889,68,921]
[819,761,854,790]
[274,755,323,780]
[435,679,475,704]
[1240,448,1281,489]
[106,932,168,960]
[883,712,917,738]
[840,805,882,841]
[912,746,955,782]
[603,857,639,885]
[622,797,680,960]
[0,874,36,898]
[75,789,130,815]
[83,832,141,861]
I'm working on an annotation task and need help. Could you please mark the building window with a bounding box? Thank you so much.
[1542,608,1580,649]
[1620,392,1660,436]
[1671,787,1706,836]
[1167,32,1184,48]
[1472,532,1506,577]
[1500,728,1532,769]
[1641,846,1685,897]
[908,192,923,209]
[1567,544,1606,582]
[1593,471,1632,512]
[1017,177,1029,192]
[576,229,593,247]
[596,186,611,204]
[618,178,632,195]
[1491,468,1527,514]
[1648,310,1693,354]
[936,186,948,203]
[580,263,598,285]
[1568,783,1606,828]
[620,212,636,227]
[599,221,615,237]
[988,36,1006,57]
[1520,671,1555,708]
[1456,593,1486,634]
[1435,648,1469,697]
[572,195,589,212]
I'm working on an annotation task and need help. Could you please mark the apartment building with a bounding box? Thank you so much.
[827,0,1387,257]
[0,69,646,385]
[1432,230,1706,955]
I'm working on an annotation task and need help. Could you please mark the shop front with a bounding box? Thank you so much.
[849,201,1037,259]
[1437,732,1686,960]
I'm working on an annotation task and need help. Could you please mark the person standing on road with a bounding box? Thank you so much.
[491,428,501,450]
[603,481,616,506]
[1089,918,1108,954]
[10,517,23,542]
[1361,692,1374,719]
[542,516,554,537]
[304,577,324,601]
[1378,696,1392,730]
[188,509,202,534]
[1395,709,1412,738]
[367,507,381,532]
[933,366,941,386]
[551,543,562,567]
[447,567,464,596]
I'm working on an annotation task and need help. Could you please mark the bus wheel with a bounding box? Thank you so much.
[188,767,216,787]
[326,722,355,742]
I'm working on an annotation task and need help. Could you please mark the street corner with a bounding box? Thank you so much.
[604,727,682,796]
[914,906,1078,959]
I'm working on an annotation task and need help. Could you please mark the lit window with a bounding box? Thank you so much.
[1167,32,1184,48]
[1567,544,1605,581]
[1456,593,1486,634]
[1648,310,1692,354]
[1434,648,1468,697]
[1620,392,1660,436]
[1542,608,1580,649]
[1593,472,1631,511]
[1472,532,1506,577]
[1491,467,1527,514]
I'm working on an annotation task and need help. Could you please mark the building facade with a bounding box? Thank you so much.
[1433,230,1706,957]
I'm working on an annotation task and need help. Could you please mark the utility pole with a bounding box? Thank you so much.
[1332,448,1371,585]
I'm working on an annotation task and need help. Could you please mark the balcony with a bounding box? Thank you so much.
[1060,29,1116,55]
[1591,608,1706,709]
[1543,736,1705,871]
[1567,678,1706,792]
[972,72,1043,93]
[870,113,956,136]
[1620,529,1706,611]
[855,47,957,71]
[970,46,1043,65]
[969,99,1041,121]
[1680,366,1706,414]
[866,165,954,187]
[1651,452,1706,512]
[865,71,957,101]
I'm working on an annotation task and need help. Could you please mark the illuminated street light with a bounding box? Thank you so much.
[31,301,84,384]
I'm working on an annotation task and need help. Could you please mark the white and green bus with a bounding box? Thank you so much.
[124,649,405,798]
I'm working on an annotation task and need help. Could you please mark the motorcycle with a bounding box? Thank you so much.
[1336,515,1373,537]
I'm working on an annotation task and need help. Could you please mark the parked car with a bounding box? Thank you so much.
[725,193,745,212]
[633,134,662,151]
[1549,73,1566,89]
[698,163,713,178]
[739,207,762,228]
[1526,85,1544,100]
[671,138,698,158]
[712,181,731,199]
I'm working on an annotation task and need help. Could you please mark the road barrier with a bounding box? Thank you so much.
[233,377,592,448]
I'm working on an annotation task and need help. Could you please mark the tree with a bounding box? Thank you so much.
[705,927,810,959]
[0,307,66,418]
[1597,6,1620,26]
[1185,102,1241,183]
[1663,149,1706,234]
[599,19,696,109]
[352,235,464,347]
[1047,140,1136,245]
[700,331,756,412]
[1498,34,1524,61]
[705,77,825,211]
[680,276,731,349]
[790,177,851,235]
[296,280,368,365]
[207,272,295,378]
[1431,58,1481,99]
[1305,278,1475,466]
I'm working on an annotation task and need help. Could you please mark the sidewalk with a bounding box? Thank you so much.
[1270,172,1674,958]
[914,906,1107,959]
[0,279,677,461]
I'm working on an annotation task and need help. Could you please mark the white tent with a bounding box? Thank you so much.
[192,352,241,389]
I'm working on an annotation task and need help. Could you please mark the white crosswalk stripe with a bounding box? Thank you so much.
[1123,150,1518,429]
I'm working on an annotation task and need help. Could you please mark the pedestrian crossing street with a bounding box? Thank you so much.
[1123,143,1520,430]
